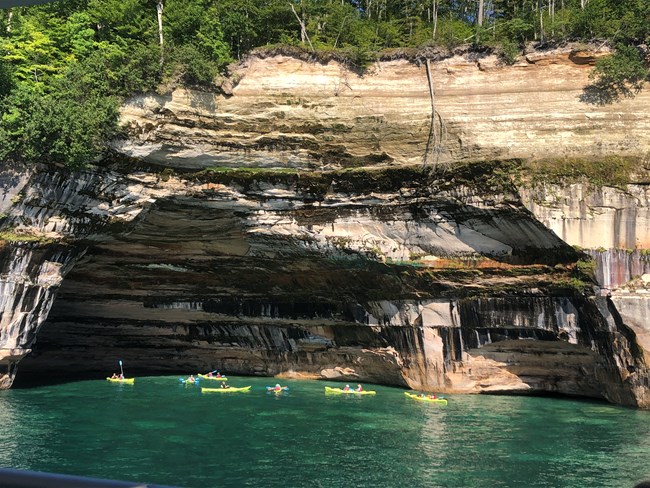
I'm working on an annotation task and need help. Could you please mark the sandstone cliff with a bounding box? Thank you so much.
[116,47,649,168]
[2,47,650,408]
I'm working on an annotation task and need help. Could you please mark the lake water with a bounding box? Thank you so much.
[1,376,649,487]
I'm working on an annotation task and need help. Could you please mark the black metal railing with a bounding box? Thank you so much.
[0,468,179,488]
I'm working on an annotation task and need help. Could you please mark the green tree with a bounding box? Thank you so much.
[64,11,96,59]
[582,44,648,104]
[217,0,260,59]
[0,19,65,88]
[87,0,157,44]
[161,1,231,87]
[0,57,120,168]
[0,58,14,99]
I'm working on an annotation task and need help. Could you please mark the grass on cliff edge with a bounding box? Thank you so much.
[0,230,55,245]
[191,164,430,196]
[189,156,650,197]
[190,161,518,194]
[522,156,648,187]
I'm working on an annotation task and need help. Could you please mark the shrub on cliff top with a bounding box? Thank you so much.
[0,57,120,169]
[581,44,648,105]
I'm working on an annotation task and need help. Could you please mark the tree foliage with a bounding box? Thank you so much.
[0,0,647,168]
[582,44,648,104]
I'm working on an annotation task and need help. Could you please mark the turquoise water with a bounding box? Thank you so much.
[1,376,650,488]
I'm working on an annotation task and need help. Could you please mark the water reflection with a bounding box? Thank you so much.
[0,393,21,465]
[0,390,59,471]
[413,400,448,484]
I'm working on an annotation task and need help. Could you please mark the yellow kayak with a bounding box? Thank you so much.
[201,386,251,393]
[404,392,447,405]
[198,374,228,381]
[325,386,376,395]
[106,377,135,384]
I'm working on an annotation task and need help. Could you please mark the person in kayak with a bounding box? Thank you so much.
[355,384,363,392]
[428,393,437,399]
[343,384,350,391]
[187,375,195,383]
[273,384,282,391]
[110,373,119,379]
[220,381,230,389]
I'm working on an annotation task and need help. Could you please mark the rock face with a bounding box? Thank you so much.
[521,182,650,408]
[116,48,650,169]
[3,49,650,408]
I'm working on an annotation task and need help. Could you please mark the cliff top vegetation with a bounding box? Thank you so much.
[0,0,648,168]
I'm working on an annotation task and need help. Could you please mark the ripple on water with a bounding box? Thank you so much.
[2,378,650,487]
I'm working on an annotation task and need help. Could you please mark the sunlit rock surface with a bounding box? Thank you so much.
[3,50,650,408]
[117,48,650,169]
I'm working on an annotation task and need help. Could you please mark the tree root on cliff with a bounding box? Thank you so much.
[422,58,447,168]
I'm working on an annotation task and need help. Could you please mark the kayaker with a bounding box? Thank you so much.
[355,384,363,392]
[428,393,437,399]
[206,372,213,378]
[220,381,230,389]
[273,383,282,391]
[343,384,350,391]
[188,375,195,383]
[118,373,124,380]
[111,373,118,379]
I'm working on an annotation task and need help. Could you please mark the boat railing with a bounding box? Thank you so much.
[0,468,179,488]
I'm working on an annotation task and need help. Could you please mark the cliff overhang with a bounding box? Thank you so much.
[2,50,650,408]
